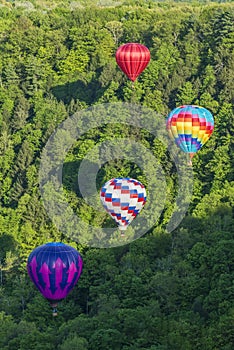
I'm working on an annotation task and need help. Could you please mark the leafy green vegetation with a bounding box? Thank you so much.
[0,1,233,349]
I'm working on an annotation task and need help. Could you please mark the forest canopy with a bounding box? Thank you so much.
[0,0,233,349]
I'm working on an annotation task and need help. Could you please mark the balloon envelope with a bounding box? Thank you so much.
[100,177,147,230]
[166,105,214,156]
[27,242,83,302]
[116,43,150,81]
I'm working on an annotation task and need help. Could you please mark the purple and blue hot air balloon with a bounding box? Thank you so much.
[27,242,83,315]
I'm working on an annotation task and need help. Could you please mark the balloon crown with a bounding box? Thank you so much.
[45,242,65,246]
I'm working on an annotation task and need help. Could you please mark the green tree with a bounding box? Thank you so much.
[176,81,198,105]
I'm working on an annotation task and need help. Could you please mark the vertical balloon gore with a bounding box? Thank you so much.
[116,43,150,81]
[100,177,147,230]
[27,242,83,313]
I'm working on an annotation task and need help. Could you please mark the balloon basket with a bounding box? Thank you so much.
[119,227,127,237]
[188,152,195,166]
[50,302,58,317]
[52,309,58,317]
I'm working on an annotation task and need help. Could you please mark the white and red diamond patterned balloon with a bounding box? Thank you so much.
[100,178,147,231]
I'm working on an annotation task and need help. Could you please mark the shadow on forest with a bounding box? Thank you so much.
[63,158,106,198]
[0,234,17,260]
[51,76,103,105]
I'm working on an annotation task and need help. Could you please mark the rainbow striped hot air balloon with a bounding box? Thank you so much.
[166,105,214,163]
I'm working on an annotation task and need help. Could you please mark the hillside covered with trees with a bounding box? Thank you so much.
[0,1,233,349]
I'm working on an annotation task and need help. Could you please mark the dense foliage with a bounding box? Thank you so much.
[0,1,233,349]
